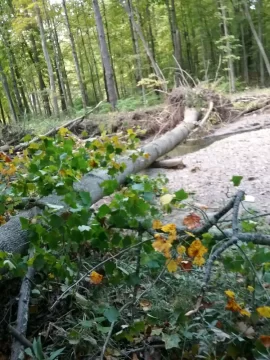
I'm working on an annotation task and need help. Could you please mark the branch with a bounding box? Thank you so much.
[10,266,35,360]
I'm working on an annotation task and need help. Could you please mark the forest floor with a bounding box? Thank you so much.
[142,113,270,221]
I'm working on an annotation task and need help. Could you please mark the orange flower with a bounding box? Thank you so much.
[152,234,172,256]
[90,271,103,284]
[260,335,270,348]
[188,239,207,258]
[225,294,250,317]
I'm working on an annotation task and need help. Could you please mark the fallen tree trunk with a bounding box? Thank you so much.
[151,157,186,169]
[0,108,200,255]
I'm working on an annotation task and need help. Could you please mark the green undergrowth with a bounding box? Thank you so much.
[0,127,270,360]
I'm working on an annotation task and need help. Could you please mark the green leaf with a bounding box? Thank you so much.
[80,320,93,328]
[162,333,180,349]
[20,217,30,230]
[231,175,243,186]
[101,179,118,195]
[97,204,111,218]
[174,189,188,201]
[48,348,65,360]
[79,191,92,207]
[103,306,119,323]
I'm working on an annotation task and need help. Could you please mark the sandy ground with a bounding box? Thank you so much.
[142,114,270,217]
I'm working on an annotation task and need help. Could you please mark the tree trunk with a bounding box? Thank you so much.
[243,0,270,78]
[170,0,182,86]
[101,0,120,98]
[62,0,88,109]
[76,12,98,103]
[257,0,265,87]
[34,2,59,117]
[219,0,236,92]
[0,97,7,125]
[127,0,144,96]
[0,62,18,122]
[27,34,52,117]
[93,0,118,109]
[120,0,165,88]
[0,107,201,255]
[240,23,249,84]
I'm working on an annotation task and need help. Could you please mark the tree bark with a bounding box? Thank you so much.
[120,0,165,88]
[243,0,270,78]
[0,97,7,124]
[0,108,201,255]
[62,0,88,109]
[27,34,52,117]
[257,0,265,87]
[0,62,18,122]
[93,0,118,109]
[34,2,59,117]
[219,0,236,92]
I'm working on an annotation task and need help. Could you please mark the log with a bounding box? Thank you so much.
[0,108,200,255]
[150,157,186,169]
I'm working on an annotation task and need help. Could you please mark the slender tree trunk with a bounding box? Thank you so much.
[81,7,103,99]
[146,1,156,62]
[120,0,165,88]
[127,0,144,93]
[0,62,18,122]
[169,0,182,86]
[34,2,59,117]
[219,0,236,92]
[27,34,51,116]
[0,97,7,125]
[76,12,98,103]
[240,23,249,84]
[257,0,265,86]
[243,0,270,78]
[93,0,118,108]
[101,0,120,98]
[62,0,88,109]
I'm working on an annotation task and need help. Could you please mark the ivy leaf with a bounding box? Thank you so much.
[174,189,188,201]
[101,179,118,195]
[79,191,92,207]
[162,333,180,349]
[231,175,243,186]
[104,306,119,323]
[160,194,174,205]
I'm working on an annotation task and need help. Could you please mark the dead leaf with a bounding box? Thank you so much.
[236,322,255,339]
[132,354,139,360]
[259,335,270,348]
[180,260,192,272]
[183,213,201,229]
[140,299,152,311]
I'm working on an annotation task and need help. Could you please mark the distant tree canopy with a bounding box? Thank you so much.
[0,0,269,122]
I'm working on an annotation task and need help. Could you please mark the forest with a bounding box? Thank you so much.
[0,0,269,121]
[0,0,270,360]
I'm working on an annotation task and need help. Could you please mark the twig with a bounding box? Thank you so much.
[50,238,152,310]
[100,301,132,360]
[10,266,35,360]
[192,101,214,133]
[8,324,33,349]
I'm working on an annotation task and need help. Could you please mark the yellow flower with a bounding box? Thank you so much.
[161,223,176,233]
[247,286,254,293]
[152,234,172,255]
[240,309,251,317]
[48,273,55,279]
[177,245,186,255]
[187,239,207,258]
[225,290,235,299]
[168,231,177,243]
[257,306,270,318]
[152,220,163,230]
[193,256,205,266]
[166,259,178,273]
